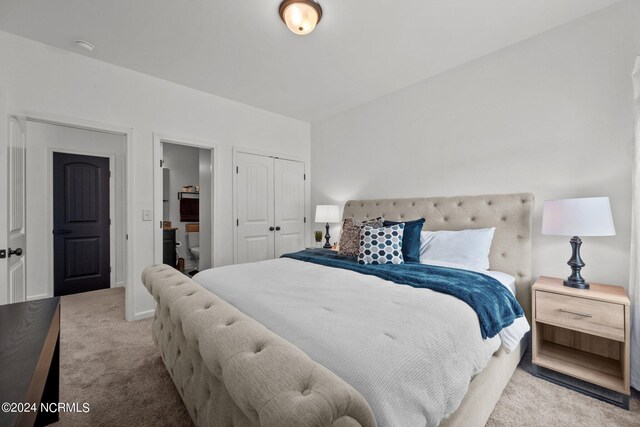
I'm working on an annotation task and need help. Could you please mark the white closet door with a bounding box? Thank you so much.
[236,153,275,263]
[274,159,305,257]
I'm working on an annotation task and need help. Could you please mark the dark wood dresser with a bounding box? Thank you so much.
[0,298,60,426]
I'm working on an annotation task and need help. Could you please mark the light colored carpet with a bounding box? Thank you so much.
[56,288,639,426]
[55,287,191,427]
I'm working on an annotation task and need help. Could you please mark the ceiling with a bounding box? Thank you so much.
[0,0,622,122]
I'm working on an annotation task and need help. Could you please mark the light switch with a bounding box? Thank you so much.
[142,209,152,221]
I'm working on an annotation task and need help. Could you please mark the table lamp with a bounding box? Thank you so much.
[315,205,340,249]
[542,197,616,289]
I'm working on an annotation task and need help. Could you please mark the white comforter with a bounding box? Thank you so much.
[194,258,527,427]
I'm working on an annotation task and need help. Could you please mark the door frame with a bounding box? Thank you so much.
[152,133,217,269]
[19,112,135,320]
[232,146,310,264]
[48,149,117,290]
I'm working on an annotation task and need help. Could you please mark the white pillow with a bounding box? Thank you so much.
[419,228,495,270]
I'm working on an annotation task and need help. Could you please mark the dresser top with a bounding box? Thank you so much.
[0,297,60,425]
[534,276,629,305]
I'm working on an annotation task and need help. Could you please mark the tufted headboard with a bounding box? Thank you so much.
[342,193,534,321]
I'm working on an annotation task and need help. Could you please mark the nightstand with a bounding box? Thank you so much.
[532,276,630,409]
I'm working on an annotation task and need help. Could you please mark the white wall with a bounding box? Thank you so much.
[0,29,310,319]
[199,148,213,271]
[162,143,199,269]
[25,121,126,299]
[311,0,640,288]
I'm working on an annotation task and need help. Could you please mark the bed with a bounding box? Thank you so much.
[143,192,534,427]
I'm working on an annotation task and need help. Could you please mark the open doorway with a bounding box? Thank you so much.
[24,120,128,300]
[154,135,215,276]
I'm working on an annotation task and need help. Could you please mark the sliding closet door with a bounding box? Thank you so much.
[274,159,305,257]
[236,153,275,263]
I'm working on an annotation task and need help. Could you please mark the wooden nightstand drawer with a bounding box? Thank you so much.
[535,291,625,342]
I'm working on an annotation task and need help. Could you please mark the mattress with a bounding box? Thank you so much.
[194,257,528,427]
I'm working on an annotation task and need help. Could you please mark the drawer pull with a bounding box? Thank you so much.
[559,308,592,318]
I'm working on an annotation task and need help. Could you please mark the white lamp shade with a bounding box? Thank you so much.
[315,205,340,223]
[542,197,615,237]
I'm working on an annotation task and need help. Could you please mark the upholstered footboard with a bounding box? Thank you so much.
[142,265,377,427]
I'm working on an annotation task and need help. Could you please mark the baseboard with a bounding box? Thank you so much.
[27,293,49,301]
[131,309,154,321]
[114,281,125,288]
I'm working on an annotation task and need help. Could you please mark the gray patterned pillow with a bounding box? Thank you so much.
[338,217,384,257]
[358,224,405,265]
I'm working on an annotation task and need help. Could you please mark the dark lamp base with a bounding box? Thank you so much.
[563,278,589,289]
[323,222,332,249]
[564,236,589,290]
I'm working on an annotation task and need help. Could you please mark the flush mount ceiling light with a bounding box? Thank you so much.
[279,0,322,35]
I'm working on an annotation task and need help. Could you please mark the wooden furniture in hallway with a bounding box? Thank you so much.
[0,297,60,426]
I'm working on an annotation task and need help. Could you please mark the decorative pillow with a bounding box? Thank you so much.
[338,217,384,257]
[419,227,495,270]
[383,218,425,263]
[358,224,405,265]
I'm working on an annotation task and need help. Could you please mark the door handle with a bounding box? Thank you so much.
[8,248,23,257]
[269,227,275,231]
[275,226,281,231]
[53,229,72,235]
